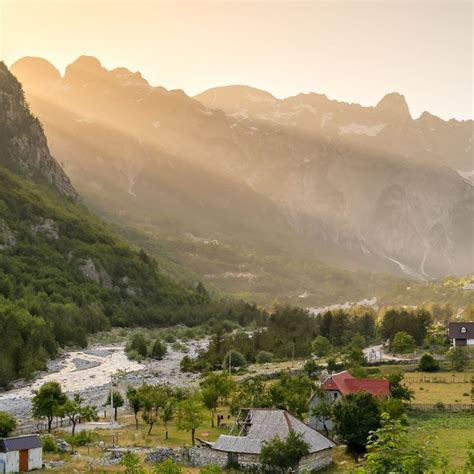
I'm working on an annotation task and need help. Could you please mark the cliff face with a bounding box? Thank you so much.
[10,57,474,283]
[0,62,78,201]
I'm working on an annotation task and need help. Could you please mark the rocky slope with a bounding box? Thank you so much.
[0,63,78,200]
[0,62,209,386]
[10,56,473,288]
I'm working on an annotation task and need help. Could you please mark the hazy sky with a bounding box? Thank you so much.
[1,0,472,120]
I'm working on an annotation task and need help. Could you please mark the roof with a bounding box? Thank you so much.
[320,370,389,398]
[449,322,474,339]
[211,409,335,455]
[0,435,42,452]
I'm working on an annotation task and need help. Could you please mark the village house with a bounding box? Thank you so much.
[308,370,390,432]
[190,408,335,471]
[0,435,42,473]
[449,321,474,346]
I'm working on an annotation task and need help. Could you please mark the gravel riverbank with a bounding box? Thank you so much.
[0,339,208,422]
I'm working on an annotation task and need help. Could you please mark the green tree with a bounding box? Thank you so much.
[201,387,219,428]
[222,350,246,369]
[418,353,440,372]
[260,431,310,471]
[58,394,97,435]
[269,373,315,419]
[139,384,169,436]
[391,331,416,354]
[105,390,124,421]
[447,346,468,371]
[200,373,235,404]
[387,372,414,401]
[256,351,273,363]
[333,392,381,458]
[161,400,175,440]
[176,394,204,446]
[129,334,148,359]
[0,411,17,437]
[359,413,439,473]
[229,377,272,415]
[32,381,67,433]
[312,335,331,357]
[120,451,145,474]
[152,458,182,474]
[150,339,167,360]
[126,386,143,430]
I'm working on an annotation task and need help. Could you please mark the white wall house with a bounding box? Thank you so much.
[449,322,474,347]
[0,435,42,473]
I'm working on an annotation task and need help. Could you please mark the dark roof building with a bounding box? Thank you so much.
[194,408,335,471]
[0,435,42,453]
[448,322,474,346]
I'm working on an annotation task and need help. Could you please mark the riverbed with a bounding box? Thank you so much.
[0,339,208,422]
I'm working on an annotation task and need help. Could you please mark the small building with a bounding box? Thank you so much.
[0,435,42,473]
[309,370,390,432]
[190,408,335,471]
[449,322,474,346]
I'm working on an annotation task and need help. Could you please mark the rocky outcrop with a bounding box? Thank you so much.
[10,56,474,280]
[78,257,113,289]
[0,62,78,201]
[31,217,59,240]
[0,219,16,249]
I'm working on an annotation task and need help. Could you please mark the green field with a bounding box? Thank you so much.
[408,411,474,471]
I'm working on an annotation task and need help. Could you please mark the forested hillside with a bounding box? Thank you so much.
[0,63,213,387]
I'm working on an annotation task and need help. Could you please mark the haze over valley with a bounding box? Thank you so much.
[5,55,472,306]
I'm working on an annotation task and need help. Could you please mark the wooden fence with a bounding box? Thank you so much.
[16,417,74,435]
[404,375,473,384]
[408,403,474,412]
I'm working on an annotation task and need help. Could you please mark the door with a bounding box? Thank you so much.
[19,450,28,472]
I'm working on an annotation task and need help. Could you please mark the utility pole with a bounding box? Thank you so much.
[110,375,115,447]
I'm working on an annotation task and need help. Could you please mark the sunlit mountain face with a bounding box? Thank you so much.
[10,56,474,303]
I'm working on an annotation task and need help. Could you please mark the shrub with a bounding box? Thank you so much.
[223,350,247,369]
[180,355,194,372]
[41,435,57,453]
[152,458,182,474]
[74,430,99,446]
[150,339,167,360]
[164,334,176,343]
[418,353,440,372]
[435,401,445,411]
[199,465,223,474]
[128,334,148,358]
[256,351,273,364]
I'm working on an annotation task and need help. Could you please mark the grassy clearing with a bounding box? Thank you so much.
[40,407,230,472]
[408,411,474,471]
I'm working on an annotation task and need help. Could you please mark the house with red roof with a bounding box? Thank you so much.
[308,370,390,432]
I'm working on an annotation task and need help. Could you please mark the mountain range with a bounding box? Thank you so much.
[9,56,474,304]
[0,62,210,385]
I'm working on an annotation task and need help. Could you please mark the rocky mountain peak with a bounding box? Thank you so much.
[0,62,79,201]
[64,55,108,85]
[376,92,412,120]
[10,57,61,94]
[195,85,277,112]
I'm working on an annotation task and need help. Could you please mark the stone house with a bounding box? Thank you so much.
[190,408,335,471]
[308,370,390,432]
[0,435,42,473]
